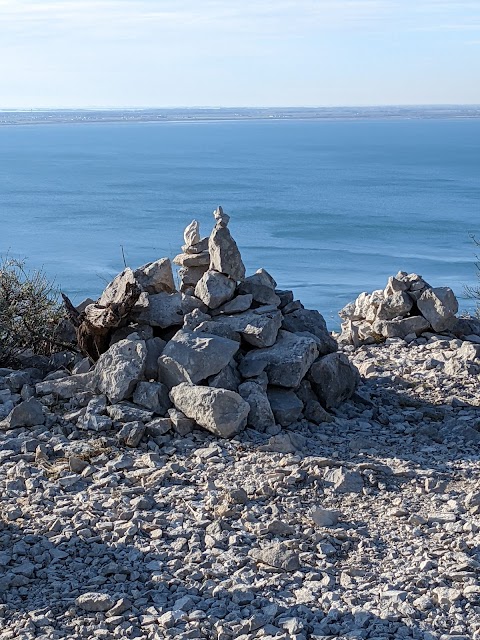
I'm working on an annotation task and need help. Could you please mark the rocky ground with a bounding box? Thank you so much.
[0,335,479,640]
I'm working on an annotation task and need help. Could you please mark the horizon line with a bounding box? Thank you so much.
[1,103,480,112]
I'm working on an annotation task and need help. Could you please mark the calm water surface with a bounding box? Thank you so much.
[0,119,479,328]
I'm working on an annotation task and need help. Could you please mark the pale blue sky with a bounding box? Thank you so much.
[1,0,479,108]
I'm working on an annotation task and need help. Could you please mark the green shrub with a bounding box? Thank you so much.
[0,257,68,366]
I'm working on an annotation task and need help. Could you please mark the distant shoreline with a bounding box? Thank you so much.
[1,105,479,126]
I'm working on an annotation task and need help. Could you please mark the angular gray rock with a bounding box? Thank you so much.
[238,355,268,378]
[81,395,112,432]
[97,267,139,307]
[170,383,249,437]
[35,372,94,399]
[134,257,175,294]
[144,337,166,380]
[324,467,364,493]
[250,543,300,572]
[208,362,242,392]
[173,251,210,268]
[241,330,318,388]
[212,294,253,315]
[178,265,209,291]
[209,220,246,282]
[267,387,303,426]
[282,308,337,355]
[311,506,340,527]
[452,316,480,339]
[417,287,459,332]
[76,592,114,612]
[194,270,236,309]
[133,381,171,415]
[2,398,45,429]
[183,308,211,331]
[374,315,431,339]
[92,336,147,403]
[136,292,204,328]
[238,381,276,431]
[107,402,154,423]
[237,269,281,306]
[214,309,283,348]
[375,291,413,320]
[117,420,146,447]
[309,352,359,409]
[158,329,240,388]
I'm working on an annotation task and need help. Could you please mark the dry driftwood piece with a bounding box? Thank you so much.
[62,268,141,361]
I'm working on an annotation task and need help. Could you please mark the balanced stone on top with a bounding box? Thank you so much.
[209,206,246,282]
[178,219,210,293]
[183,219,201,247]
[213,205,230,227]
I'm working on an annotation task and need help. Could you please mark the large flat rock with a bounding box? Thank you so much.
[158,329,240,388]
[170,383,249,438]
[241,330,318,388]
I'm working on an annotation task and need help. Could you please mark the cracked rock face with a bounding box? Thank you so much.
[92,336,147,404]
[169,382,250,438]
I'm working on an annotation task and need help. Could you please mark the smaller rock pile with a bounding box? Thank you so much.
[2,207,359,440]
[338,271,480,347]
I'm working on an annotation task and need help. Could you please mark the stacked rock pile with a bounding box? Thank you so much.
[338,271,480,348]
[1,207,359,439]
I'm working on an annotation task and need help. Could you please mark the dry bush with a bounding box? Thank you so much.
[0,256,69,366]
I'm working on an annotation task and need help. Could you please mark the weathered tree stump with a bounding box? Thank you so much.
[62,268,141,361]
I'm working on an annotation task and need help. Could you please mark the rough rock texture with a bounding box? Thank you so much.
[214,309,283,348]
[194,270,236,309]
[238,269,281,306]
[339,271,466,347]
[170,383,249,437]
[282,308,337,355]
[92,336,147,403]
[267,387,303,426]
[4,207,361,449]
[133,257,175,294]
[238,381,276,431]
[0,398,45,429]
[417,286,459,332]
[241,330,319,388]
[158,330,239,387]
[208,208,246,282]
[1,323,480,639]
[309,352,360,409]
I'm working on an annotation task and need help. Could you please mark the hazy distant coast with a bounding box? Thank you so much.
[1,105,480,126]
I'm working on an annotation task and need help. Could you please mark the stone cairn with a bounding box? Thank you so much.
[37,206,359,440]
[338,271,480,348]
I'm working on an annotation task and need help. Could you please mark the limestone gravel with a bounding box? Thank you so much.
[1,333,479,639]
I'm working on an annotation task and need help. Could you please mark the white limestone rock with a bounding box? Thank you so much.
[183,219,201,247]
[194,270,236,309]
[417,287,459,332]
[170,382,249,438]
[134,257,176,294]
[213,309,283,348]
[92,335,147,403]
[158,329,240,388]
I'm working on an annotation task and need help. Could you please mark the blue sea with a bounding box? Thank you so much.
[0,119,479,328]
